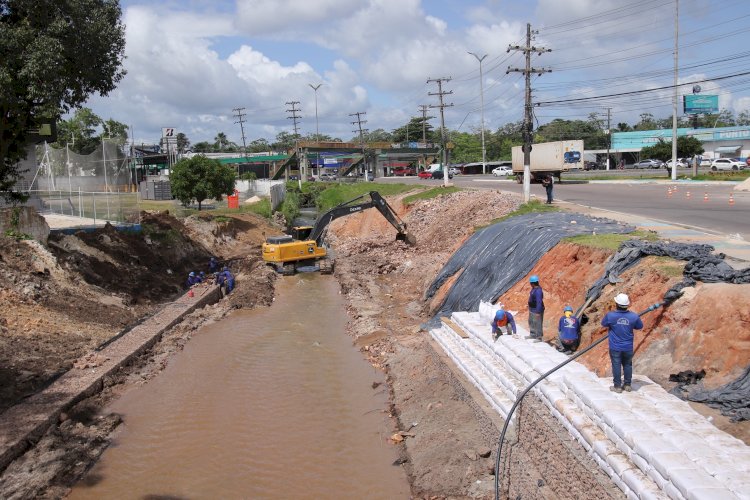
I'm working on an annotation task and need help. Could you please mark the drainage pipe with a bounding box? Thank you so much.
[493,301,666,499]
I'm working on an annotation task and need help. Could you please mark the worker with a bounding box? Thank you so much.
[527,275,545,342]
[601,293,643,393]
[199,271,206,282]
[220,266,235,294]
[541,174,554,204]
[186,271,201,288]
[557,305,581,353]
[208,257,219,273]
[489,308,517,341]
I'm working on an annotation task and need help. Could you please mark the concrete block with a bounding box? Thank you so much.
[633,436,682,463]
[661,481,684,500]
[644,460,668,489]
[686,488,739,500]
[622,467,658,500]
[612,418,651,448]
[606,450,635,477]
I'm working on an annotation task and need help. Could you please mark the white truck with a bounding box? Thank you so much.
[511,140,584,183]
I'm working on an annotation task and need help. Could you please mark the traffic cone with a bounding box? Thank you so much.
[703,192,708,202]
[188,289,194,298]
[686,190,691,199]
[729,194,735,206]
[667,187,673,198]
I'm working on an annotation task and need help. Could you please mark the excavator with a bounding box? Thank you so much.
[262,191,416,275]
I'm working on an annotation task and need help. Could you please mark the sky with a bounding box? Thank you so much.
[82,0,750,147]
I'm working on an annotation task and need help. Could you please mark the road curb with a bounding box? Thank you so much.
[0,285,223,473]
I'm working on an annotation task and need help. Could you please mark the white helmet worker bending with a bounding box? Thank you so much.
[614,293,630,307]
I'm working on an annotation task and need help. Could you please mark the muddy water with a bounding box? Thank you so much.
[69,274,409,499]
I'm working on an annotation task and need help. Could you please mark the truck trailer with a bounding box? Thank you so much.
[511,140,584,183]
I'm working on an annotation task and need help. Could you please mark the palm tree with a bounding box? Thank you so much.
[214,132,229,151]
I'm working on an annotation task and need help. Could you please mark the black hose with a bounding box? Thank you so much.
[493,302,664,499]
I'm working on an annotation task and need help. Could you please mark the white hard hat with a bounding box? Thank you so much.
[614,293,630,307]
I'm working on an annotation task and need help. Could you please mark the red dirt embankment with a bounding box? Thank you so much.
[498,242,750,388]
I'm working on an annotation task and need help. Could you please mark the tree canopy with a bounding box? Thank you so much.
[170,155,235,210]
[1,0,126,200]
[640,136,705,162]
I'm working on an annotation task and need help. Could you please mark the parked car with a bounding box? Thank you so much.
[393,167,416,176]
[417,170,433,179]
[319,172,337,181]
[492,166,513,176]
[665,159,688,169]
[632,159,664,169]
[711,158,744,171]
[583,161,604,171]
[448,167,462,176]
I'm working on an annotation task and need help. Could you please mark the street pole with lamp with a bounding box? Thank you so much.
[468,52,488,175]
[309,83,322,177]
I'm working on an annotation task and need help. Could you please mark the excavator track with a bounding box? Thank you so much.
[319,259,334,275]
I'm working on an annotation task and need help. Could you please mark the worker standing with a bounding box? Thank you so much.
[601,293,643,393]
[527,275,545,342]
[489,308,517,341]
[557,305,581,353]
[221,266,235,294]
[208,257,219,273]
[541,174,554,204]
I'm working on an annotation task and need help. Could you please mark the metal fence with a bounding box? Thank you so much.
[25,189,141,227]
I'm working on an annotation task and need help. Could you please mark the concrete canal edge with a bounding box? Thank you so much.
[0,285,223,472]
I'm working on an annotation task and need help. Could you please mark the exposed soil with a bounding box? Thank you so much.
[1,185,749,499]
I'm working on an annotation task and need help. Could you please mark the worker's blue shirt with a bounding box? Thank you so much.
[601,309,643,351]
[528,286,544,313]
[187,276,201,286]
[558,316,580,341]
[489,311,516,334]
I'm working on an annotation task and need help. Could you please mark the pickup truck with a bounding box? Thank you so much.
[393,167,416,176]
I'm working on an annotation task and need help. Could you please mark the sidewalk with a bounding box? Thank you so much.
[556,199,750,265]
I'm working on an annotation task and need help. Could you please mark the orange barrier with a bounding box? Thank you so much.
[729,194,735,206]
[227,189,240,209]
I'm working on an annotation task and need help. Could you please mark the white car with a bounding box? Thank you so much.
[711,158,744,171]
[665,159,688,168]
[492,166,513,177]
[448,167,461,176]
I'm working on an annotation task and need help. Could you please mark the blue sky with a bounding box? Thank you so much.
[84,0,750,147]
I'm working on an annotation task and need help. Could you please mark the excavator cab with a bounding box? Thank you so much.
[291,226,313,241]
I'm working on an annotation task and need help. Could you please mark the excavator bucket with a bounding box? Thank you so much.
[397,231,417,246]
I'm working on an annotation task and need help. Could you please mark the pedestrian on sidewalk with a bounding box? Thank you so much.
[602,293,643,393]
[557,305,581,353]
[490,308,517,341]
[528,275,545,341]
[541,174,554,204]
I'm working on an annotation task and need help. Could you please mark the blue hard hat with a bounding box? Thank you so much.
[494,309,505,318]
[529,275,539,283]
[564,305,574,312]
[189,271,195,276]
[199,271,205,276]
[223,266,228,271]
[210,257,216,261]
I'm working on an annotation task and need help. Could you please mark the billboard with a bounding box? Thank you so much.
[683,95,718,114]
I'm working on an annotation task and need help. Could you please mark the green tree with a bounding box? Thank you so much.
[701,108,735,128]
[488,121,523,160]
[176,133,190,153]
[1,0,126,201]
[640,136,704,162]
[192,141,213,153]
[357,128,392,143]
[54,107,103,154]
[737,110,750,126]
[634,113,657,131]
[247,138,270,153]
[449,131,482,163]
[392,117,435,143]
[102,118,129,146]
[214,132,229,151]
[272,131,297,151]
[170,155,235,210]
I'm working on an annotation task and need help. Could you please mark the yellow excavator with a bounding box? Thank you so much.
[262,191,416,275]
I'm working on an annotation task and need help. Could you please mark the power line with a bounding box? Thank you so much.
[427,76,453,187]
[285,101,302,136]
[232,107,248,160]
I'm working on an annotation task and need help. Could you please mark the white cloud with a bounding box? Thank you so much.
[235,0,362,36]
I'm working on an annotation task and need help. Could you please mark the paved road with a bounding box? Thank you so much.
[378,175,750,240]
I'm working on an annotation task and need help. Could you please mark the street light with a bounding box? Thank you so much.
[309,83,322,176]
[468,52,488,175]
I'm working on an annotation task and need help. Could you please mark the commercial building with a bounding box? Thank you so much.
[612,125,750,159]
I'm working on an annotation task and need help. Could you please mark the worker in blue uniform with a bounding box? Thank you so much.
[602,293,643,393]
[557,305,581,353]
[528,275,545,342]
[489,308,517,341]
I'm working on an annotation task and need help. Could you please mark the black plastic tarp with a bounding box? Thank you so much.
[683,366,750,422]
[425,212,634,319]
[584,240,750,303]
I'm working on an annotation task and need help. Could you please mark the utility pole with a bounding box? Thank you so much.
[308,84,322,177]
[468,52,488,174]
[418,104,431,144]
[350,111,368,178]
[233,106,249,164]
[605,107,612,170]
[286,100,302,180]
[671,0,679,182]
[427,77,453,188]
[508,23,551,202]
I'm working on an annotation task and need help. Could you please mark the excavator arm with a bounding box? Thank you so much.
[309,191,416,246]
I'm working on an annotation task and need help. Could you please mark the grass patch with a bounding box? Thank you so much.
[680,171,750,181]
[402,186,461,205]
[243,198,272,218]
[563,230,659,250]
[480,199,559,228]
[315,183,419,211]
[213,216,232,223]
[652,256,685,277]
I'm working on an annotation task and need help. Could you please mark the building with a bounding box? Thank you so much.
[612,125,750,159]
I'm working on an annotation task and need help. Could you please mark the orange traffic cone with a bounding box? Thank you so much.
[703,192,709,202]
[188,288,194,298]
[729,194,735,206]
[686,190,691,199]
[667,187,673,198]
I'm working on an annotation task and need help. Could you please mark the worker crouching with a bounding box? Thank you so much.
[557,305,581,354]
[490,309,517,341]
